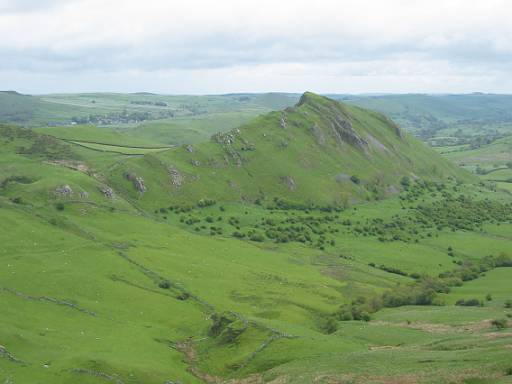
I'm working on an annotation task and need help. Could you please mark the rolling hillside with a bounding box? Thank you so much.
[1,95,511,384]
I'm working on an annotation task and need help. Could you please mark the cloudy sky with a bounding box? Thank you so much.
[0,0,511,94]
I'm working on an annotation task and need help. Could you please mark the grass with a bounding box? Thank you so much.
[0,93,511,383]
[69,141,171,155]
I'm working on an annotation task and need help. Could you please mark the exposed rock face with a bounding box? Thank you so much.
[169,167,183,187]
[330,116,368,150]
[212,131,236,145]
[124,173,146,193]
[224,147,243,167]
[280,113,287,129]
[310,123,325,146]
[79,191,89,199]
[299,91,369,150]
[100,186,115,199]
[185,144,194,153]
[281,176,296,191]
[191,160,200,167]
[55,185,73,197]
[366,134,389,153]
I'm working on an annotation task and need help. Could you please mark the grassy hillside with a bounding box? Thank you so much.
[104,92,472,209]
[1,93,511,384]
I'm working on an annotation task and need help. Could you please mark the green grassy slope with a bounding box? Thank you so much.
[1,101,511,384]
[105,92,473,209]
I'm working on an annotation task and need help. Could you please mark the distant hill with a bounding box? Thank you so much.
[106,93,472,208]
[337,93,512,140]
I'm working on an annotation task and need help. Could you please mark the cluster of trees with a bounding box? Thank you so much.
[337,254,512,322]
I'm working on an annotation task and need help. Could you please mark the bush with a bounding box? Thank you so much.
[350,175,361,185]
[400,176,411,188]
[321,317,338,334]
[249,233,264,242]
[10,196,23,204]
[197,198,216,208]
[55,202,65,211]
[505,300,512,309]
[486,293,493,301]
[158,280,171,289]
[455,298,482,307]
[491,318,508,329]
[177,292,190,300]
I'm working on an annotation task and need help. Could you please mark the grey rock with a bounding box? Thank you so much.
[124,173,146,193]
[100,186,115,199]
[280,113,287,129]
[281,176,296,191]
[310,123,325,146]
[55,185,73,197]
[169,167,183,187]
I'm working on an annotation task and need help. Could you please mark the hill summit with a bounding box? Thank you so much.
[106,92,471,208]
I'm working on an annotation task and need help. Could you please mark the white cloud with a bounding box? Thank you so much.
[0,0,511,93]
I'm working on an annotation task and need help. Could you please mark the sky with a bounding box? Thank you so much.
[0,0,511,94]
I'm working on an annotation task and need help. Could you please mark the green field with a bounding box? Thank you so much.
[1,93,512,384]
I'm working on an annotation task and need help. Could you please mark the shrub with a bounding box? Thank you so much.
[249,233,264,242]
[491,318,508,329]
[55,202,65,211]
[455,298,482,307]
[400,176,411,188]
[197,198,216,208]
[486,293,493,301]
[350,175,361,185]
[505,300,512,309]
[177,292,190,300]
[10,196,22,204]
[322,317,338,334]
[158,280,171,289]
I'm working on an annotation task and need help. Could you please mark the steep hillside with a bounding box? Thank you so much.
[106,92,472,209]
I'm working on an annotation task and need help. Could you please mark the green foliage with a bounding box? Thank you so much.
[490,318,508,329]
[455,298,483,307]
